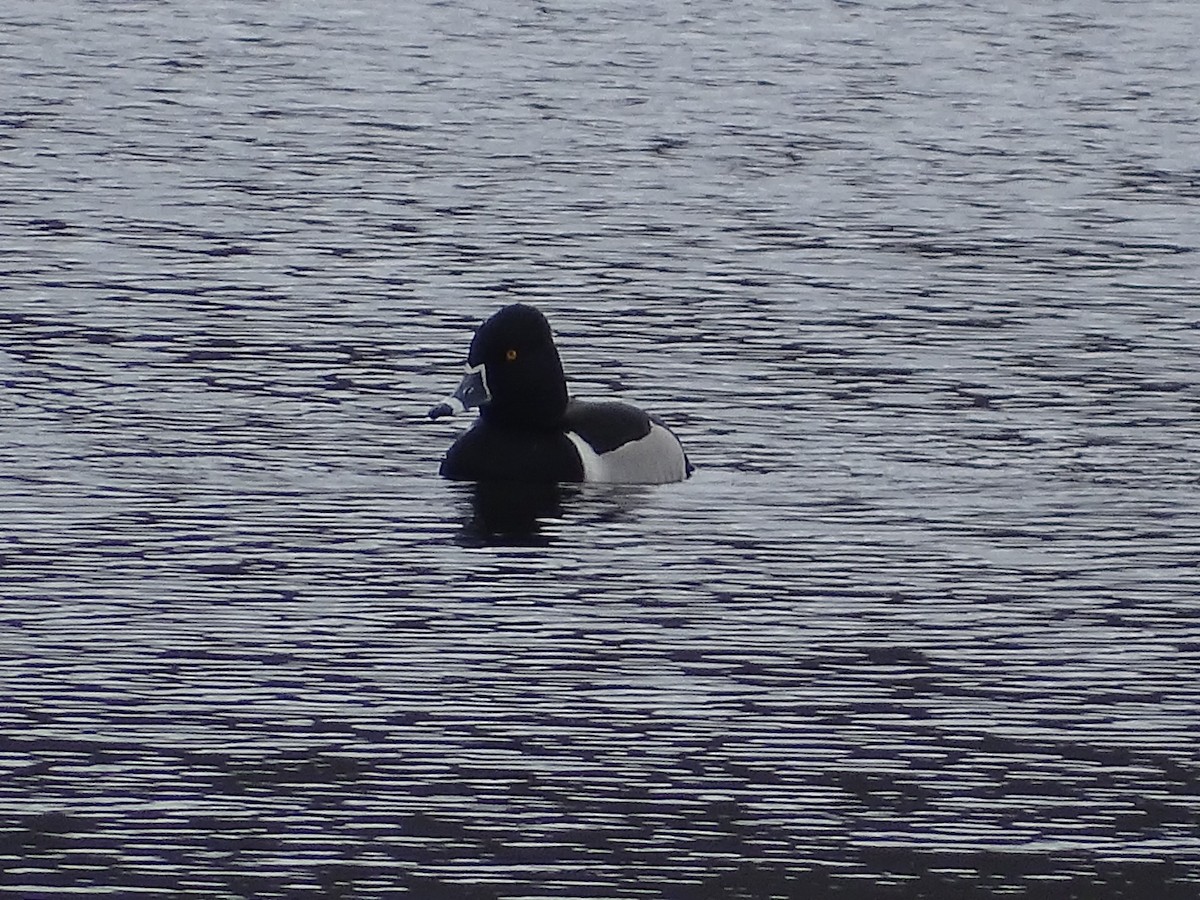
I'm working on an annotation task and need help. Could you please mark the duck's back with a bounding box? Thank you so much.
[562,399,652,452]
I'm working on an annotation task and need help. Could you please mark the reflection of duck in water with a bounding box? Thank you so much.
[430,303,692,484]
[455,481,570,548]
[453,480,657,548]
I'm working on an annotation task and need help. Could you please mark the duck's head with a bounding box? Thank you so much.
[429,303,569,428]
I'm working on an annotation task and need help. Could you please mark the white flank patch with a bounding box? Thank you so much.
[566,423,687,484]
[565,431,604,482]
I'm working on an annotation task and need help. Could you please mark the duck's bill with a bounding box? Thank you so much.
[428,363,490,419]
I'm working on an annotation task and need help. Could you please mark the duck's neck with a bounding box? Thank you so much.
[482,381,568,430]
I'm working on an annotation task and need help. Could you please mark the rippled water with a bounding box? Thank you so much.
[2,0,1199,896]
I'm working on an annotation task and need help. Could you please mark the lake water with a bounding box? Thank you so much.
[2,0,1198,896]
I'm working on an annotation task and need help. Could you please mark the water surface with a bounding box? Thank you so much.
[2,0,1198,896]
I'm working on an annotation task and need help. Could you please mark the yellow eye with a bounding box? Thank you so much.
[505,348,518,362]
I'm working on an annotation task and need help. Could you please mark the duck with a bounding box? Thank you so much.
[429,304,692,484]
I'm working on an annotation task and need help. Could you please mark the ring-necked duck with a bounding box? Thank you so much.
[429,304,692,483]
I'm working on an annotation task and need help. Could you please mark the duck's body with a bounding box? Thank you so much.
[440,398,689,484]
[430,304,691,484]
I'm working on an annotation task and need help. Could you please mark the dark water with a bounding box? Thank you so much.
[2,0,1199,896]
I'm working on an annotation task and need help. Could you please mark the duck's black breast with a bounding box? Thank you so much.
[562,399,651,453]
[439,421,585,483]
